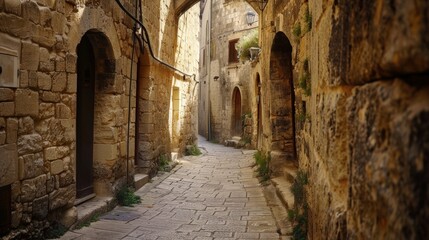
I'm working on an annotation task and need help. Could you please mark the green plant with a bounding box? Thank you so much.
[303,58,309,72]
[241,136,251,144]
[236,29,259,61]
[289,170,309,240]
[116,187,141,207]
[293,24,302,38]
[186,144,202,156]
[298,112,310,123]
[75,213,100,229]
[158,155,170,171]
[45,222,68,239]
[299,73,311,96]
[305,7,312,31]
[253,151,270,182]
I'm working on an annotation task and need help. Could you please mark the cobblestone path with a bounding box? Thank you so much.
[61,137,281,240]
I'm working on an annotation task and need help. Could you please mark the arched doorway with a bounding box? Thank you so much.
[256,74,262,149]
[232,87,242,137]
[76,31,116,200]
[76,34,95,199]
[269,32,296,162]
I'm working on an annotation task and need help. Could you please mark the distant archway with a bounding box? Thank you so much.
[269,32,296,162]
[232,87,242,137]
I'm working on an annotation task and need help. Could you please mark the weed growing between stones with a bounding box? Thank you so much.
[44,222,68,239]
[299,73,311,96]
[288,170,308,240]
[305,7,312,31]
[298,112,310,123]
[253,151,270,182]
[75,213,100,229]
[116,187,141,207]
[186,144,202,156]
[158,155,170,172]
[293,24,302,38]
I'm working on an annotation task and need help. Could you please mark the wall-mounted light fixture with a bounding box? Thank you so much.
[246,11,256,26]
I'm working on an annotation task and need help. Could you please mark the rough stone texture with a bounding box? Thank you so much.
[17,133,43,155]
[49,185,75,210]
[347,80,429,239]
[15,89,39,117]
[21,41,39,71]
[21,174,47,202]
[0,143,18,186]
[0,102,15,116]
[18,153,44,180]
[227,0,429,239]
[32,195,49,220]
[6,118,18,143]
[0,88,14,101]
[50,159,64,175]
[44,146,69,161]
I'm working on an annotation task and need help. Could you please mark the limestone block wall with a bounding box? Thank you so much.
[0,0,139,238]
[256,0,429,238]
[136,0,199,176]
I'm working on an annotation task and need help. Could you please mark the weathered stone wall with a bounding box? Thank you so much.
[0,0,199,237]
[254,0,429,239]
[0,0,138,237]
[136,0,199,176]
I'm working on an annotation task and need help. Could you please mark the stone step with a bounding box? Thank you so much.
[224,139,240,148]
[270,151,297,176]
[263,184,293,237]
[72,196,115,229]
[134,173,149,191]
[171,152,178,162]
[232,136,241,141]
[282,166,298,184]
[271,177,295,211]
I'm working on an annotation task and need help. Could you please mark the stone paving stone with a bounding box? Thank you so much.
[61,137,283,240]
[72,227,128,239]
[260,232,281,239]
[234,232,260,239]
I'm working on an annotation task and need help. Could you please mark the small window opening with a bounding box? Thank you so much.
[228,39,239,64]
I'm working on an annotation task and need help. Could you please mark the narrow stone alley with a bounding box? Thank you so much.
[60,137,282,240]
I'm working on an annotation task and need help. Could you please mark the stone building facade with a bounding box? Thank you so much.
[0,0,199,238]
[247,0,429,239]
[198,0,258,144]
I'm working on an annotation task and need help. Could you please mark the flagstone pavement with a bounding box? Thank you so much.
[60,137,281,240]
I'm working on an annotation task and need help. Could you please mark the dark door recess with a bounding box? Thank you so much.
[76,35,96,199]
[0,185,11,236]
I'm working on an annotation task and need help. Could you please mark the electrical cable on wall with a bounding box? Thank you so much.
[114,0,198,83]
